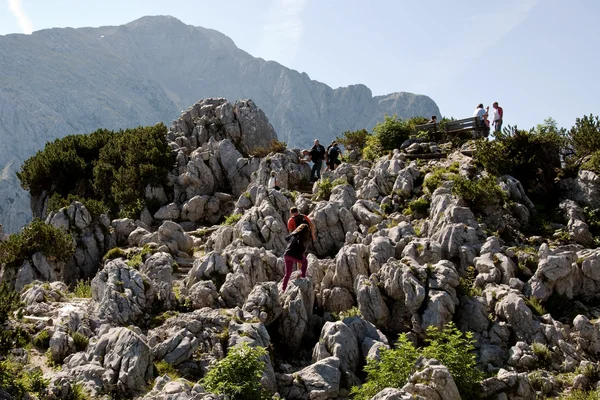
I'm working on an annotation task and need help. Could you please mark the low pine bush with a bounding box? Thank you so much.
[71,331,89,352]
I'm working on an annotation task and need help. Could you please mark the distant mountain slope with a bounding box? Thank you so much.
[0,15,440,232]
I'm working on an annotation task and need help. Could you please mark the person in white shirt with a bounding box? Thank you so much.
[473,103,486,121]
[268,171,280,190]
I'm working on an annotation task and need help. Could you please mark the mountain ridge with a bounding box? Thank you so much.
[0,15,440,232]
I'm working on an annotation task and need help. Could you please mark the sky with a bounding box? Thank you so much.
[1,0,599,131]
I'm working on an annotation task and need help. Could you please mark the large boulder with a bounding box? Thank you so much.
[91,259,155,325]
[61,327,153,397]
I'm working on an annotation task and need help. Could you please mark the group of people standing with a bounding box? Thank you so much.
[303,139,342,182]
[473,102,504,133]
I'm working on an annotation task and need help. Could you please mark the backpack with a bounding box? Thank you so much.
[328,146,339,158]
[293,214,307,228]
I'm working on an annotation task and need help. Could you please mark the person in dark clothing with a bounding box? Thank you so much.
[309,139,326,182]
[282,223,311,291]
[327,142,341,171]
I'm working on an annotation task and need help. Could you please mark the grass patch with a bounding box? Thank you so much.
[224,213,242,226]
[155,360,181,380]
[71,331,89,352]
[73,279,92,298]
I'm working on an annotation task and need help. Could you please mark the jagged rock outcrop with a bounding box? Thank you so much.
[57,326,154,396]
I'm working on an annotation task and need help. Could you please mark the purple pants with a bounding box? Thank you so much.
[282,254,308,291]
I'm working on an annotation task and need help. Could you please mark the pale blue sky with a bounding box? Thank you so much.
[2,0,598,131]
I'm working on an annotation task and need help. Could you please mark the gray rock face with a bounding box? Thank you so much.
[91,259,155,325]
[62,327,153,396]
[0,16,439,233]
[44,202,116,285]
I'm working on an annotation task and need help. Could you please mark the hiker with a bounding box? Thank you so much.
[287,207,317,240]
[473,103,486,123]
[428,115,437,124]
[483,106,491,128]
[299,149,311,164]
[492,102,503,133]
[268,171,280,190]
[282,223,311,291]
[327,141,341,171]
[309,139,325,182]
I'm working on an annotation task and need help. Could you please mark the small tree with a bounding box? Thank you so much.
[202,342,270,400]
[570,114,600,158]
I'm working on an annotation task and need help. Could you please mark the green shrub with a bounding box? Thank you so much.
[71,332,89,352]
[224,213,243,226]
[336,129,370,152]
[18,124,173,218]
[373,115,415,151]
[531,342,552,366]
[73,280,92,298]
[422,323,483,399]
[202,342,270,400]
[0,359,27,398]
[362,134,385,161]
[336,307,362,321]
[406,197,430,217]
[311,178,331,201]
[423,167,458,194]
[22,368,49,394]
[250,140,287,158]
[452,175,505,211]
[0,282,21,324]
[581,150,600,175]
[0,327,29,354]
[570,114,600,158]
[32,330,51,349]
[352,323,482,400]
[474,126,563,203]
[351,334,419,400]
[0,219,75,269]
[104,247,126,260]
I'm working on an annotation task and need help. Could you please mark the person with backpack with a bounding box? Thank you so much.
[282,223,311,291]
[309,139,326,182]
[287,207,316,240]
[327,141,341,171]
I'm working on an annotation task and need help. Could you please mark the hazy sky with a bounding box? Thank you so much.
[2,0,598,131]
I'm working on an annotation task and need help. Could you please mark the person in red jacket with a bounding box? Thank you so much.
[492,102,504,133]
[282,224,311,291]
[287,207,316,240]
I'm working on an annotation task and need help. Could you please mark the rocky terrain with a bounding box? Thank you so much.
[2,98,600,400]
[0,15,440,233]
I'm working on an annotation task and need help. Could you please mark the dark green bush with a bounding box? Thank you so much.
[32,330,51,349]
[0,359,27,398]
[19,124,173,218]
[93,124,173,213]
[352,322,482,400]
[202,342,270,400]
[18,128,114,198]
[570,114,600,158]
[0,219,75,269]
[474,127,563,203]
[336,129,370,152]
[0,282,21,324]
